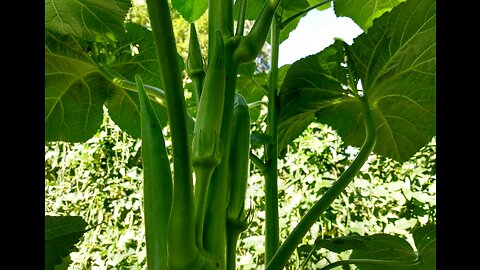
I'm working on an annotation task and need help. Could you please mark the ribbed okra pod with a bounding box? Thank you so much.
[187,23,206,103]
[233,0,281,64]
[192,30,226,249]
[226,93,251,270]
[135,74,172,270]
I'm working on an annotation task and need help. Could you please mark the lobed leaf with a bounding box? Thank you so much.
[278,0,436,162]
[45,31,108,142]
[45,24,175,142]
[45,0,131,42]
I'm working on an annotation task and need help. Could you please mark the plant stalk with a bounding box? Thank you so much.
[266,95,377,270]
[145,0,197,268]
[264,13,281,264]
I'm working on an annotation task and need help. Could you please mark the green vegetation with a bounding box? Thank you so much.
[45,113,435,269]
[45,0,436,269]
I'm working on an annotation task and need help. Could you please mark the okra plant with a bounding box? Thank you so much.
[45,0,436,269]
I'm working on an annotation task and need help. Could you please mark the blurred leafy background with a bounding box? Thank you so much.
[45,110,435,269]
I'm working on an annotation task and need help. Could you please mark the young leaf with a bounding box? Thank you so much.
[45,0,131,42]
[45,215,88,270]
[334,0,406,31]
[171,0,208,22]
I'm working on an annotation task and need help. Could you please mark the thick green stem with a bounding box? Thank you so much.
[208,0,233,58]
[145,0,197,268]
[264,14,281,264]
[266,96,377,270]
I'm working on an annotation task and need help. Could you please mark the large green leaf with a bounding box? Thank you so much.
[278,39,351,153]
[45,24,173,142]
[317,224,436,270]
[278,0,435,162]
[172,0,208,22]
[106,23,170,138]
[334,0,406,31]
[45,31,109,142]
[45,215,88,270]
[45,0,131,42]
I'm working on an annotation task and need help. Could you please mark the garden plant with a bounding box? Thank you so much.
[45,0,436,269]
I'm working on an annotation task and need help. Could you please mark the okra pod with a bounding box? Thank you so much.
[233,0,281,63]
[135,74,172,270]
[227,93,251,228]
[187,23,206,103]
[192,30,226,248]
[226,93,251,270]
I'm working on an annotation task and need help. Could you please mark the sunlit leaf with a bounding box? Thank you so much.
[171,0,208,22]
[278,0,435,162]
[45,0,131,42]
[334,0,406,31]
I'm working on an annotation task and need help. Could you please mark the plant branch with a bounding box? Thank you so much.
[320,257,421,270]
[249,152,270,177]
[281,0,333,29]
[235,0,248,36]
[99,65,166,102]
[266,95,377,270]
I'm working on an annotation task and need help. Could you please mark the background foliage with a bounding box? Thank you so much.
[45,1,435,269]
[45,109,435,269]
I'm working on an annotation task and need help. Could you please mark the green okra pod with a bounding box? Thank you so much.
[233,0,281,64]
[227,93,251,228]
[226,93,251,270]
[192,30,226,248]
[187,23,206,103]
[135,74,172,270]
